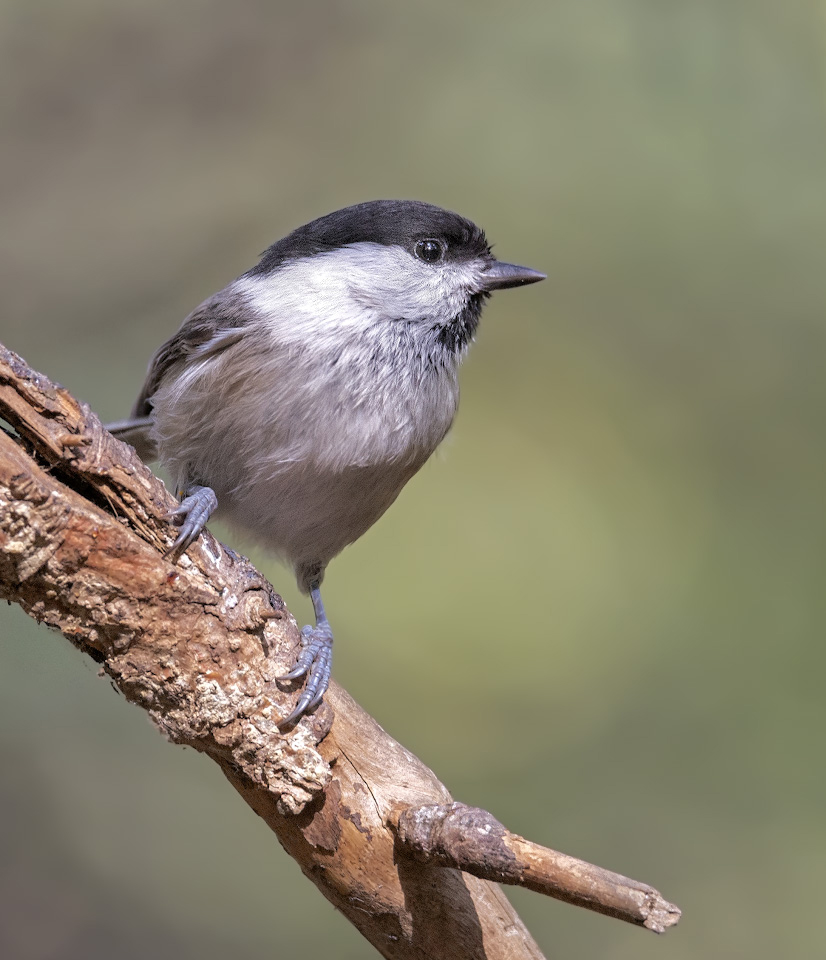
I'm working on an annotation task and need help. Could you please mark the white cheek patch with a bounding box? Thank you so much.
[235,243,484,346]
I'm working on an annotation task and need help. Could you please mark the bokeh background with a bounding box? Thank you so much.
[1,1,824,957]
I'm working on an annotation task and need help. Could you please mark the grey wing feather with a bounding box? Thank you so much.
[108,289,249,463]
[131,295,248,418]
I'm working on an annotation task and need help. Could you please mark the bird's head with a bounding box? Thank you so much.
[241,200,544,353]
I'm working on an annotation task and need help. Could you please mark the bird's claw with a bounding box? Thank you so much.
[163,484,218,560]
[278,625,333,727]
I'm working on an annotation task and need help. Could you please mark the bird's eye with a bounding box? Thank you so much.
[415,239,444,263]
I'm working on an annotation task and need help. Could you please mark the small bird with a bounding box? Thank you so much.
[108,200,544,725]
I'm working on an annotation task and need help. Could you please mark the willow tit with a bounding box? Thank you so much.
[108,200,544,725]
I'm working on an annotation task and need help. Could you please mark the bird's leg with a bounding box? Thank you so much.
[164,484,218,560]
[278,580,333,727]
[163,484,332,725]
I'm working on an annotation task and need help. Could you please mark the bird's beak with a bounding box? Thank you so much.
[479,260,546,292]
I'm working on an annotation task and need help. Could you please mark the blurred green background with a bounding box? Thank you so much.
[1,1,824,957]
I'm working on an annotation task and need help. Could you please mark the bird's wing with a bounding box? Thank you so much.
[131,297,247,418]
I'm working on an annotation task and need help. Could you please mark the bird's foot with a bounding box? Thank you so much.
[163,484,218,560]
[278,623,333,727]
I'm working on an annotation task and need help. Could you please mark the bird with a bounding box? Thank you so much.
[108,200,545,726]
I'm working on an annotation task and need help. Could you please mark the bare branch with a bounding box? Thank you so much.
[0,343,680,958]
[395,803,680,934]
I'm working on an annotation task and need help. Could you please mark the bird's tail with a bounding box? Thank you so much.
[105,415,158,463]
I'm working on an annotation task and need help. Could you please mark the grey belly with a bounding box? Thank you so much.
[215,458,421,587]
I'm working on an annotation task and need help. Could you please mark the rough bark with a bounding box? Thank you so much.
[0,344,680,959]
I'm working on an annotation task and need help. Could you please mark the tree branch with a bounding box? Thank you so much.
[0,343,680,958]
[394,804,680,934]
